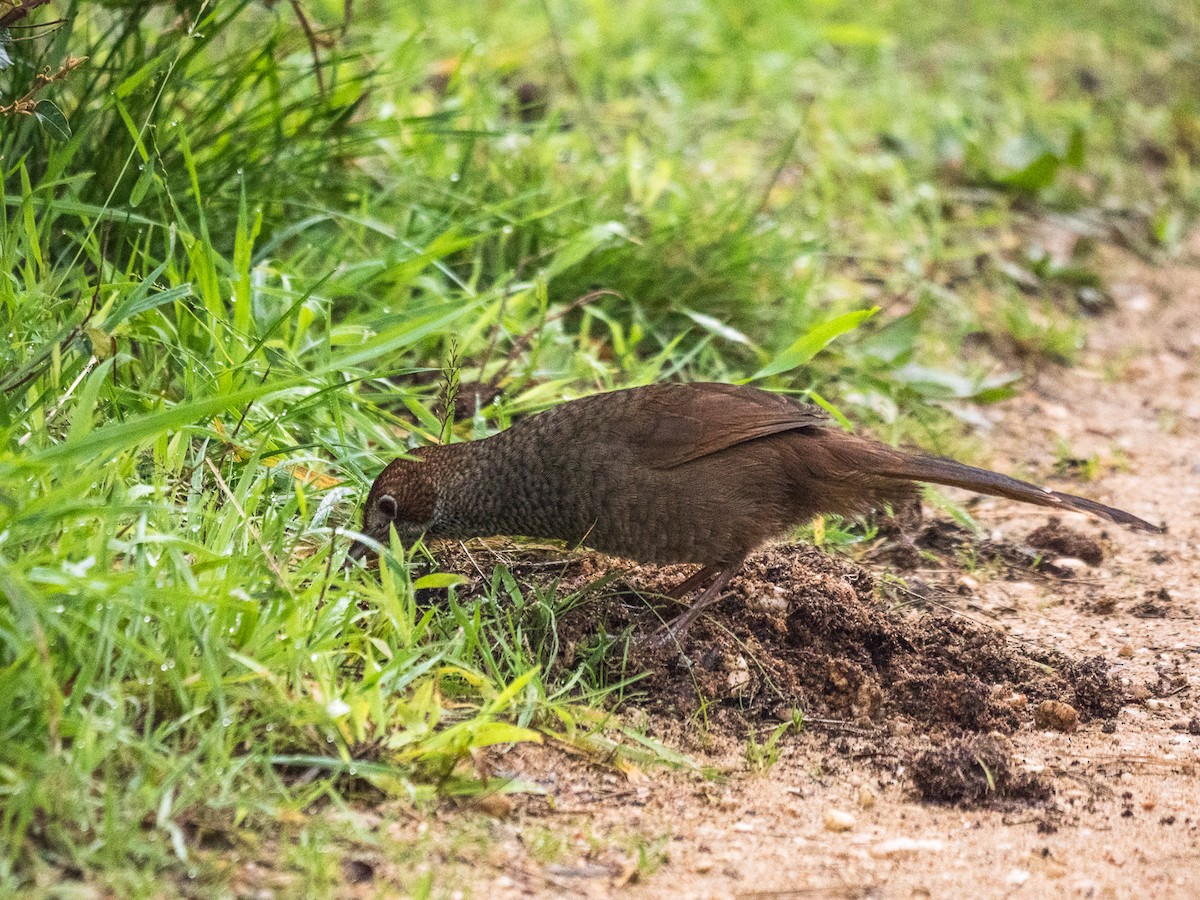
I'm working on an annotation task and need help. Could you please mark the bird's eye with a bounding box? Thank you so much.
[377,494,398,519]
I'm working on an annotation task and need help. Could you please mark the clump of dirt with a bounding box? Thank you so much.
[1067,655,1125,718]
[1034,699,1079,733]
[1130,587,1173,618]
[907,734,1052,806]
[876,518,1082,578]
[1026,519,1106,565]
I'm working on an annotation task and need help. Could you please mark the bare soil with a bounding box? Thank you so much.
[358,241,1200,899]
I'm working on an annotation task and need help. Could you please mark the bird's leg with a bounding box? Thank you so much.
[647,555,747,646]
[665,564,720,599]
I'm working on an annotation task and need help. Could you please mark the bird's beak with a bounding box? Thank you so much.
[343,537,371,569]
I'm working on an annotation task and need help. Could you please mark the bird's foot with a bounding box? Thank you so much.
[638,590,732,651]
[635,557,745,652]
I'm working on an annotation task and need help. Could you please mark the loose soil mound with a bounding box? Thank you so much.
[429,540,1125,805]
[1025,518,1106,566]
[877,517,1102,577]
[562,547,1120,731]
[907,733,1053,805]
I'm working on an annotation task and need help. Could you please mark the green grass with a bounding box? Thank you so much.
[2,0,1198,893]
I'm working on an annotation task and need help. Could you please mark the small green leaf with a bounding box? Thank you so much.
[130,163,157,207]
[995,151,1059,192]
[34,101,71,142]
[485,665,541,713]
[66,358,117,444]
[858,313,919,365]
[468,721,543,747]
[102,283,192,331]
[820,23,894,48]
[751,308,878,380]
[544,221,628,279]
[681,310,756,348]
[891,364,1018,402]
[115,47,172,98]
[1064,123,1087,168]
[412,573,470,590]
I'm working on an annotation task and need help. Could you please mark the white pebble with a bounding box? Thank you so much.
[869,837,945,858]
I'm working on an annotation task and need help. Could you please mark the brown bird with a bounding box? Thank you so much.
[350,383,1159,638]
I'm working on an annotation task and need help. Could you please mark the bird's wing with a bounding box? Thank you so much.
[607,382,830,469]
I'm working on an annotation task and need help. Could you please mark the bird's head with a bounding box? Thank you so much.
[347,451,439,562]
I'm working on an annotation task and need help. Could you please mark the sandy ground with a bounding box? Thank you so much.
[403,241,1200,900]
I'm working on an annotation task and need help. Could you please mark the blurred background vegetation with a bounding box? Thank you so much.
[1,0,1197,892]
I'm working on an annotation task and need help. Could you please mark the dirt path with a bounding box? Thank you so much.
[451,244,1199,900]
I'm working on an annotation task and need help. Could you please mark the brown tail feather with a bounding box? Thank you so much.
[871,450,1161,532]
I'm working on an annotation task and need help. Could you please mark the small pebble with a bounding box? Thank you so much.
[726,655,751,692]
[1052,557,1087,572]
[476,794,514,818]
[823,809,856,832]
[1129,683,1152,702]
[1006,868,1031,887]
[869,837,945,858]
[1034,700,1079,733]
[856,784,877,809]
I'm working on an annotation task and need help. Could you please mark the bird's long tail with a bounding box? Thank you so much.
[807,430,1161,532]
[878,451,1159,531]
